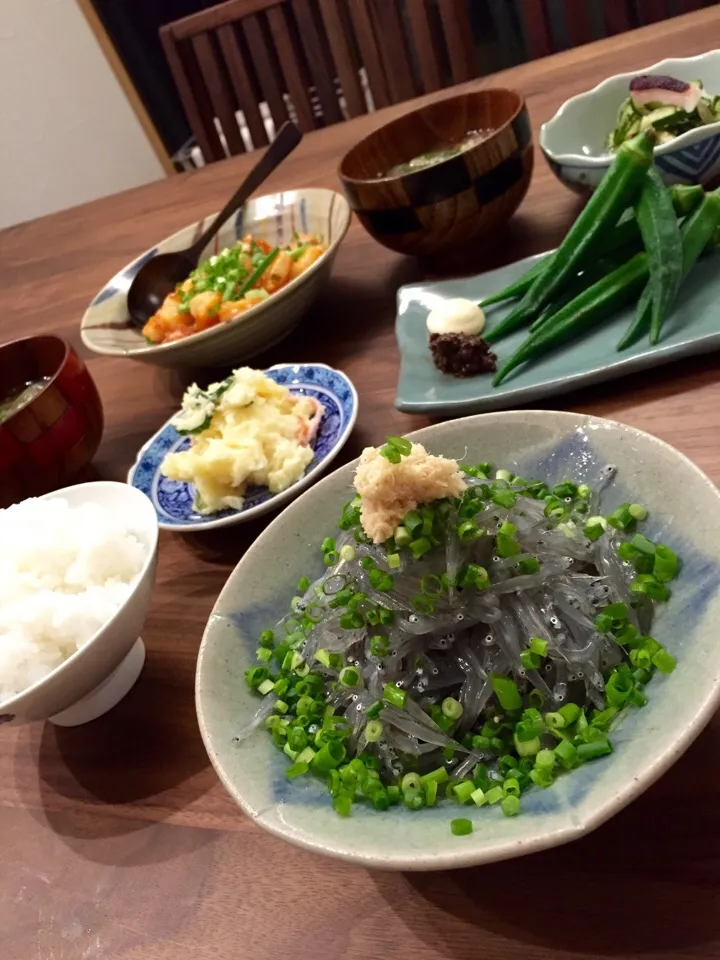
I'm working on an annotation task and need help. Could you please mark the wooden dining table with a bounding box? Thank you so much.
[3,7,720,959]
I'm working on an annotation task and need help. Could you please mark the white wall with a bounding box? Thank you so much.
[0,0,165,228]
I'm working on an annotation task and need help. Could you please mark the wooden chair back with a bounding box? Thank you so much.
[520,0,710,59]
[160,0,481,164]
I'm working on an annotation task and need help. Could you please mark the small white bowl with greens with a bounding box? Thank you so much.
[541,50,720,192]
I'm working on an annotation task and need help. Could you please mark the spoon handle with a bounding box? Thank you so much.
[187,121,303,261]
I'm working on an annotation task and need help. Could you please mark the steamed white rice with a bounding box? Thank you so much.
[0,497,147,704]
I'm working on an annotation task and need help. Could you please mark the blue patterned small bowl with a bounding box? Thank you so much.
[541,51,720,192]
[127,364,357,532]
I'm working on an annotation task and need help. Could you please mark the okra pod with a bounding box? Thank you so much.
[493,254,649,386]
[485,130,655,343]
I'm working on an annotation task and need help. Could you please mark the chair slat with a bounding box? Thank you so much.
[292,0,344,125]
[635,0,671,24]
[562,0,596,47]
[317,0,366,117]
[160,25,225,163]
[405,0,443,93]
[191,32,246,156]
[240,12,290,132]
[266,6,316,131]
[216,24,270,149]
[602,1,632,34]
[437,0,476,84]
[519,0,552,59]
[347,0,390,109]
[369,0,417,103]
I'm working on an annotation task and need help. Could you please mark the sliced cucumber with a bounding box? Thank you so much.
[640,106,682,132]
[171,384,216,435]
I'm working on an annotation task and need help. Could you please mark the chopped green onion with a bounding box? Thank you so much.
[629,503,648,520]
[520,649,541,671]
[409,536,432,558]
[339,544,356,562]
[470,787,487,806]
[485,786,504,804]
[312,741,346,772]
[285,761,310,780]
[365,719,383,742]
[259,629,275,648]
[496,533,521,558]
[458,519,479,542]
[339,666,360,687]
[442,697,463,721]
[369,635,390,657]
[383,682,407,708]
[558,703,581,725]
[608,504,634,530]
[490,674,523,711]
[501,795,520,817]
[491,488,517,509]
[496,469,512,483]
[421,766,449,785]
[387,552,401,569]
[652,648,676,674]
[535,749,555,772]
[653,544,680,582]
[401,772,422,793]
[453,781,476,804]
[576,738,612,762]
[412,594,435,614]
[333,794,352,816]
[324,550,339,566]
[554,740,577,769]
[387,435,411,455]
[394,525,411,547]
[420,574,444,597]
[451,817,473,836]
[529,637,548,657]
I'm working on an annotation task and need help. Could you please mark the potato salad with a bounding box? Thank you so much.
[161,368,324,514]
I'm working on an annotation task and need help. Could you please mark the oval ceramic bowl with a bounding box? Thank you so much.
[339,88,533,257]
[128,363,358,532]
[81,189,351,368]
[541,51,720,192]
[0,482,158,728]
[0,335,103,508]
[196,410,720,870]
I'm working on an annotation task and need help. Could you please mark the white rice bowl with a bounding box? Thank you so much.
[0,497,148,704]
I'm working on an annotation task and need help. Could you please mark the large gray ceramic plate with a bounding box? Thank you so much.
[196,411,720,871]
[395,250,720,415]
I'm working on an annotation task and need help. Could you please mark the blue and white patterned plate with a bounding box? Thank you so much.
[541,50,720,192]
[127,364,358,532]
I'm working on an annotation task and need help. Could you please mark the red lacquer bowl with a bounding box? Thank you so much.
[0,336,104,507]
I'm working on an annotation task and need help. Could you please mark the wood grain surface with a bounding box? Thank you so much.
[3,9,720,959]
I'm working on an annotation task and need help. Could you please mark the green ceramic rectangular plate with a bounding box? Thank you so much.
[395,250,720,415]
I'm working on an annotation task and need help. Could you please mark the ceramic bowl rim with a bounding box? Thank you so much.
[127,362,359,533]
[338,86,527,187]
[80,188,352,360]
[195,409,720,870]
[0,481,159,715]
[540,50,720,166]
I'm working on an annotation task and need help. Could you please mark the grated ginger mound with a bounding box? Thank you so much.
[354,442,466,543]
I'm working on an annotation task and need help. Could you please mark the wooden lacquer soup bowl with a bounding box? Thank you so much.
[338,88,533,257]
[0,335,104,507]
